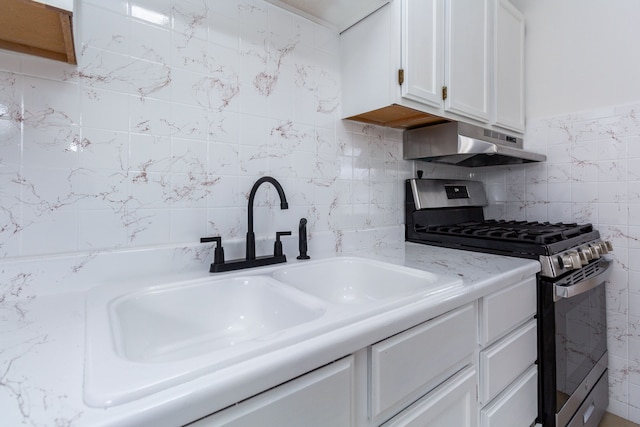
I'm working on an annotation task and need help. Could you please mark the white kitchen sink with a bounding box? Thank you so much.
[84,274,328,407]
[272,257,442,304]
[84,257,463,408]
[111,276,326,363]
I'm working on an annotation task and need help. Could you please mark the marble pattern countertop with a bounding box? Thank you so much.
[0,243,539,427]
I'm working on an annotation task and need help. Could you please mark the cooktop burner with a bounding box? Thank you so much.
[416,220,595,245]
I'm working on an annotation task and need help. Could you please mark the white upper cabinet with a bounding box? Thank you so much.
[401,0,443,109]
[493,0,526,132]
[445,0,491,122]
[340,0,524,133]
[406,0,491,122]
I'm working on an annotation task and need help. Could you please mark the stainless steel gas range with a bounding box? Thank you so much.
[405,178,614,427]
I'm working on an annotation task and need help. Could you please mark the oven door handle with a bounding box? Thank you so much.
[553,259,613,302]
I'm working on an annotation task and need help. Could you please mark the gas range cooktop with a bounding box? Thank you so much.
[410,219,601,259]
[404,179,611,278]
[415,220,595,246]
[409,221,600,258]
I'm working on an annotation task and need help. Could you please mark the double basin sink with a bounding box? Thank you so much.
[84,257,463,407]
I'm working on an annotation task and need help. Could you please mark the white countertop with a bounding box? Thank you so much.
[0,243,539,427]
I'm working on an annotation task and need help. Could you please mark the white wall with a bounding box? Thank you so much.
[511,0,640,119]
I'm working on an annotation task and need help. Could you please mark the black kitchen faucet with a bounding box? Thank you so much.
[201,176,291,273]
[246,176,289,260]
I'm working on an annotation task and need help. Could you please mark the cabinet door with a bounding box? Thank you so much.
[479,276,536,346]
[382,366,478,427]
[494,0,525,132]
[190,357,354,427]
[401,0,444,108]
[445,0,490,122]
[479,319,537,404]
[480,366,538,427]
[370,304,476,422]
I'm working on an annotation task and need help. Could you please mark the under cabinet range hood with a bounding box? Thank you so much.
[403,122,546,167]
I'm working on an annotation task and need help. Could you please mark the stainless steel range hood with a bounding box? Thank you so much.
[403,122,546,167]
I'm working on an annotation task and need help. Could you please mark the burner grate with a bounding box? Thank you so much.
[421,220,594,245]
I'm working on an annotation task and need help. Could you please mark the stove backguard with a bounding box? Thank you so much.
[405,179,485,234]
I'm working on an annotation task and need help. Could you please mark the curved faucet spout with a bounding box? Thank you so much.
[246,176,288,260]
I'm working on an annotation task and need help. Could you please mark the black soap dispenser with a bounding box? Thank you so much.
[297,218,310,260]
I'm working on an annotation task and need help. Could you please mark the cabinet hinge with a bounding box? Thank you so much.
[398,69,404,85]
[442,86,448,101]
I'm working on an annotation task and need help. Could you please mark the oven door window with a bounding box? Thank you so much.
[554,281,607,408]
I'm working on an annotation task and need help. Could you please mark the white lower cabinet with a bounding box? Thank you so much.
[187,277,539,427]
[382,366,478,427]
[190,356,355,427]
[477,277,538,427]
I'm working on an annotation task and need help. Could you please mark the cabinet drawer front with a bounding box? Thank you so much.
[480,365,538,427]
[371,304,476,420]
[382,366,478,427]
[480,276,536,346]
[479,319,537,404]
[191,356,354,427]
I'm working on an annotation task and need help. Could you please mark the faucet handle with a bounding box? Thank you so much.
[200,236,225,265]
[274,231,291,257]
[200,236,220,244]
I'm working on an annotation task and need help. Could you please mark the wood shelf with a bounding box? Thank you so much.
[345,104,450,129]
[0,0,76,64]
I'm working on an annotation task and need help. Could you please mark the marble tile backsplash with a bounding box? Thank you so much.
[470,106,640,422]
[0,0,415,266]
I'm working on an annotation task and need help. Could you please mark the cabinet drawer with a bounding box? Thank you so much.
[480,365,538,427]
[370,304,476,420]
[190,356,354,427]
[479,319,537,404]
[480,276,536,346]
[382,366,478,427]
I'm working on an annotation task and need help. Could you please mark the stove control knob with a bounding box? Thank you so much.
[587,245,601,259]
[578,245,594,264]
[598,241,611,255]
[561,251,582,270]
[570,252,583,268]
[578,247,593,263]
[604,241,614,252]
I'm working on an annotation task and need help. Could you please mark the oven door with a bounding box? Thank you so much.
[552,258,612,427]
